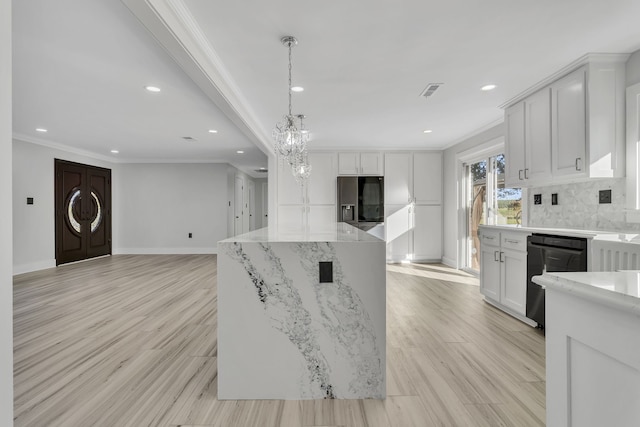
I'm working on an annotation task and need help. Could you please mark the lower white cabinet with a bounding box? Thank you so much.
[385,204,442,262]
[479,227,531,323]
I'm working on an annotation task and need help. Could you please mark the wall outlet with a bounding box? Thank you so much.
[319,261,333,283]
[533,194,542,205]
[551,193,558,205]
[599,189,612,204]
[188,232,193,238]
[26,197,34,205]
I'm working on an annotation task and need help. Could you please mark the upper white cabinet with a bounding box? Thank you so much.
[551,67,587,178]
[505,88,552,187]
[307,152,336,205]
[338,152,382,175]
[385,152,442,205]
[385,153,413,205]
[504,54,628,186]
[413,152,443,204]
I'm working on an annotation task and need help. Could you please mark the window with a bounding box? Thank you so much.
[466,153,522,272]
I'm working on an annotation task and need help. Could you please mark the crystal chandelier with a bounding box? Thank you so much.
[272,36,311,183]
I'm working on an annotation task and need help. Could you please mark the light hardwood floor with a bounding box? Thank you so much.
[13,255,545,426]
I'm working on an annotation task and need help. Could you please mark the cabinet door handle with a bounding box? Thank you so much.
[494,250,499,262]
[499,251,505,263]
[524,168,529,179]
[575,157,582,171]
[484,235,495,240]
[505,239,520,244]
[518,169,523,180]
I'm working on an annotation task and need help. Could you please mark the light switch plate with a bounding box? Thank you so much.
[534,194,542,205]
[599,189,612,204]
[551,193,558,205]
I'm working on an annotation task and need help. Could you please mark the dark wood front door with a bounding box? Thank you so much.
[55,159,112,265]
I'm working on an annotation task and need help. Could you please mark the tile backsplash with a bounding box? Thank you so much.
[527,178,640,231]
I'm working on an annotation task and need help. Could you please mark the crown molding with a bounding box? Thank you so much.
[121,0,273,157]
[440,117,505,151]
[13,133,118,163]
[499,52,631,109]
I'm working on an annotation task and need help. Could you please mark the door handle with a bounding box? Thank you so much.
[575,157,582,171]
[524,168,529,179]
[494,250,499,262]
[499,251,505,263]
[518,169,523,180]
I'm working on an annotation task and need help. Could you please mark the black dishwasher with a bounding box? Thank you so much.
[526,234,588,328]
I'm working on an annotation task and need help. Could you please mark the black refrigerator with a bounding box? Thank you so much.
[337,176,384,231]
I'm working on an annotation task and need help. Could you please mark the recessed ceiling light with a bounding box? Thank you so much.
[423,129,433,134]
[208,129,218,134]
[259,167,266,170]
[111,150,119,154]
[291,86,304,92]
[145,86,161,93]
[236,150,244,154]
[301,129,309,134]
[481,84,497,91]
[35,128,47,132]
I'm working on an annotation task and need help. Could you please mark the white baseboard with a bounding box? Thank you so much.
[113,247,217,255]
[14,259,56,276]
[441,256,457,269]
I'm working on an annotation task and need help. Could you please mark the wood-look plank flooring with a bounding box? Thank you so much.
[13,255,545,426]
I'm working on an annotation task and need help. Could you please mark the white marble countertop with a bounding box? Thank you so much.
[479,224,640,242]
[533,271,640,316]
[219,222,384,243]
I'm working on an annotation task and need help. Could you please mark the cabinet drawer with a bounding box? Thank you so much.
[501,232,528,252]
[481,230,500,247]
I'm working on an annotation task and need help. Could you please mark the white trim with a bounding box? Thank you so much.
[441,118,504,150]
[626,82,640,221]
[121,0,273,156]
[441,256,457,269]
[13,133,116,163]
[499,53,630,109]
[113,247,217,255]
[13,259,56,276]
[455,137,506,271]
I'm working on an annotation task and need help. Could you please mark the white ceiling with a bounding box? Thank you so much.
[12,0,640,173]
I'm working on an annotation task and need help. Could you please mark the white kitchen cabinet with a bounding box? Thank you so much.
[277,152,337,227]
[307,152,336,205]
[338,152,382,175]
[384,153,412,205]
[505,102,526,185]
[384,152,443,262]
[277,205,304,229]
[413,152,443,204]
[551,67,587,178]
[504,54,627,186]
[384,152,442,205]
[479,227,532,323]
[412,205,442,260]
[385,204,411,261]
[277,160,304,205]
[505,88,551,186]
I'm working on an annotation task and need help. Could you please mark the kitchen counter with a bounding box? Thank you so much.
[218,222,383,243]
[217,224,386,400]
[533,271,640,314]
[479,224,640,242]
[533,271,640,426]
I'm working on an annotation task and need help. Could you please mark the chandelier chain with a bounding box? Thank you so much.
[288,41,293,116]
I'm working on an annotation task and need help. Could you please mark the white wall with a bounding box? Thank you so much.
[254,177,267,228]
[442,123,504,268]
[0,0,12,421]
[114,163,228,253]
[12,139,115,274]
[627,49,640,86]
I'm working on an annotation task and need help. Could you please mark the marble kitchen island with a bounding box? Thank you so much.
[533,271,640,427]
[217,223,386,400]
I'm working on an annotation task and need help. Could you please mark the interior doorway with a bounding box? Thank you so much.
[55,159,112,265]
[234,176,244,236]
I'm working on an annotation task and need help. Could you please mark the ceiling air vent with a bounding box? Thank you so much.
[419,83,443,99]
[182,136,197,141]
